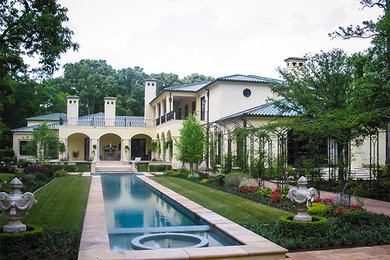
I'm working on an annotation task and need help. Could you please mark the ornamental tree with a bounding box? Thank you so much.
[270,49,369,180]
[27,123,60,162]
[330,0,390,165]
[175,115,204,171]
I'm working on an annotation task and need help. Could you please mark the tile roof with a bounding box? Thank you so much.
[26,113,67,121]
[215,100,297,123]
[11,122,59,132]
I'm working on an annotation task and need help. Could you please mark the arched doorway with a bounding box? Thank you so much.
[131,134,152,160]
[100,133,121,161]
[68,133,91,161]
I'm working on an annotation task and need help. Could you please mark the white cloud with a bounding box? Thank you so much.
[53,0,383,79]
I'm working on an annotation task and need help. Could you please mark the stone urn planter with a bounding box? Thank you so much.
[0,178,37,233]
[286,176,319,222]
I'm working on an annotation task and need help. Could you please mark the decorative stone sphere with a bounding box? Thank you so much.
[0,178,37,233]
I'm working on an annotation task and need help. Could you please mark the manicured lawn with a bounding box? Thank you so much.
[1,175,91,259]
[0,176,91,230]
[151,176,287,224]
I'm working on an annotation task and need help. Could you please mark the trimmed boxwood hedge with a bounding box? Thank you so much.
[279,214,329,237]
[136,162,149,172]
[0,224,44,256]
[43,163,91,174]
[149,164,172,172]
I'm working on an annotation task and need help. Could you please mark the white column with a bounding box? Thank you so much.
[97,139,100,161]
[65,138,68,160]
[120,139,124,161]
[167,143,171,162]
[127,140,131,161]
[89,138,93,161]
[166,95,170,113]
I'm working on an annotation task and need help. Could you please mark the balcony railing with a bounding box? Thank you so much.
[155,110,208,126]
[62,117,155,127]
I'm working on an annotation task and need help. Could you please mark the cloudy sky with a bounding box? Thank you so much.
[55,0,382,79]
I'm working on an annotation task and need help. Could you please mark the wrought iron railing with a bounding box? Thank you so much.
[63,117,155,127]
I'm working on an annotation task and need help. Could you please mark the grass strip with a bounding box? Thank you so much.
[0,176,91,231]
[151,176,287,224]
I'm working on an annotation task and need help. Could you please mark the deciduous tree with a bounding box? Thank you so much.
[330,0,390,165]
[28,123,60,162]
[270,49,366,180]
[175,115,204,171]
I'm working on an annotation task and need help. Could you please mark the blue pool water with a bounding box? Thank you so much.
[100,173,240,251]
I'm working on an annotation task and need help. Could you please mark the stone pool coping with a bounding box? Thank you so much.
[78,174,287,259]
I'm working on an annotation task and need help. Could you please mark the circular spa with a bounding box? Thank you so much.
[131,233,209,250]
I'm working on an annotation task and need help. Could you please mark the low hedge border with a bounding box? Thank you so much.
[279,214,329,237]
[0,224,44,255]
[136,162,149,172]
[149,164,172,172]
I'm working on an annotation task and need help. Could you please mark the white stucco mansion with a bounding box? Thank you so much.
[11,58,387,173]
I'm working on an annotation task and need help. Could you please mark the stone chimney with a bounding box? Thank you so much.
[104,97,117,126]
[144,79,157,120]
[66,96,79,125]
[284,57,307,72]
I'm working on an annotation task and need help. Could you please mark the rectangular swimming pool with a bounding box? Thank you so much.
[100,173,240,251]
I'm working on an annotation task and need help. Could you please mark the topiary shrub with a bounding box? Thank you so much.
[278,214,329,237]
[0,224,44,256]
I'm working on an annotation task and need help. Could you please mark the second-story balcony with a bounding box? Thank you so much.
[61,113,155,127]
[155,110,208,126]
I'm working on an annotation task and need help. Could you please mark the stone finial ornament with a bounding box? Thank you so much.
[0,178,37,233]
[287,176,319,222]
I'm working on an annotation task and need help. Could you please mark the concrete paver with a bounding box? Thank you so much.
[286,245,390,260]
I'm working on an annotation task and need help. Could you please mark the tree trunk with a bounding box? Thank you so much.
[386,121,390,164]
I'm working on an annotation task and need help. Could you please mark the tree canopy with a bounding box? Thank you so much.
[330,0,390,164]
[0,0,78,147]
[270,49,374,179]
[0,0,78,78]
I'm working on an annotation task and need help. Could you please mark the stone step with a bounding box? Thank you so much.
[95,165,133,173]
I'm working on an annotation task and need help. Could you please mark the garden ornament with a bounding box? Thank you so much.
[0,178,37,233]
[287,176,319,222]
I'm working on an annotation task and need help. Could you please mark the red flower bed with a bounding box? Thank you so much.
[239,185,260,193]
[270,189,283,203]
[333,206,348,216]
[350,204,364,211]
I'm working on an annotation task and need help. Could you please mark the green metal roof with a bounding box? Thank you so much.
[164,81,211,92]
[11,122,59,132]
[284,57,307,61]
[151,74,284,104]
[216,74,284,84]
[215,100,297,123]
[26,113,67,121]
